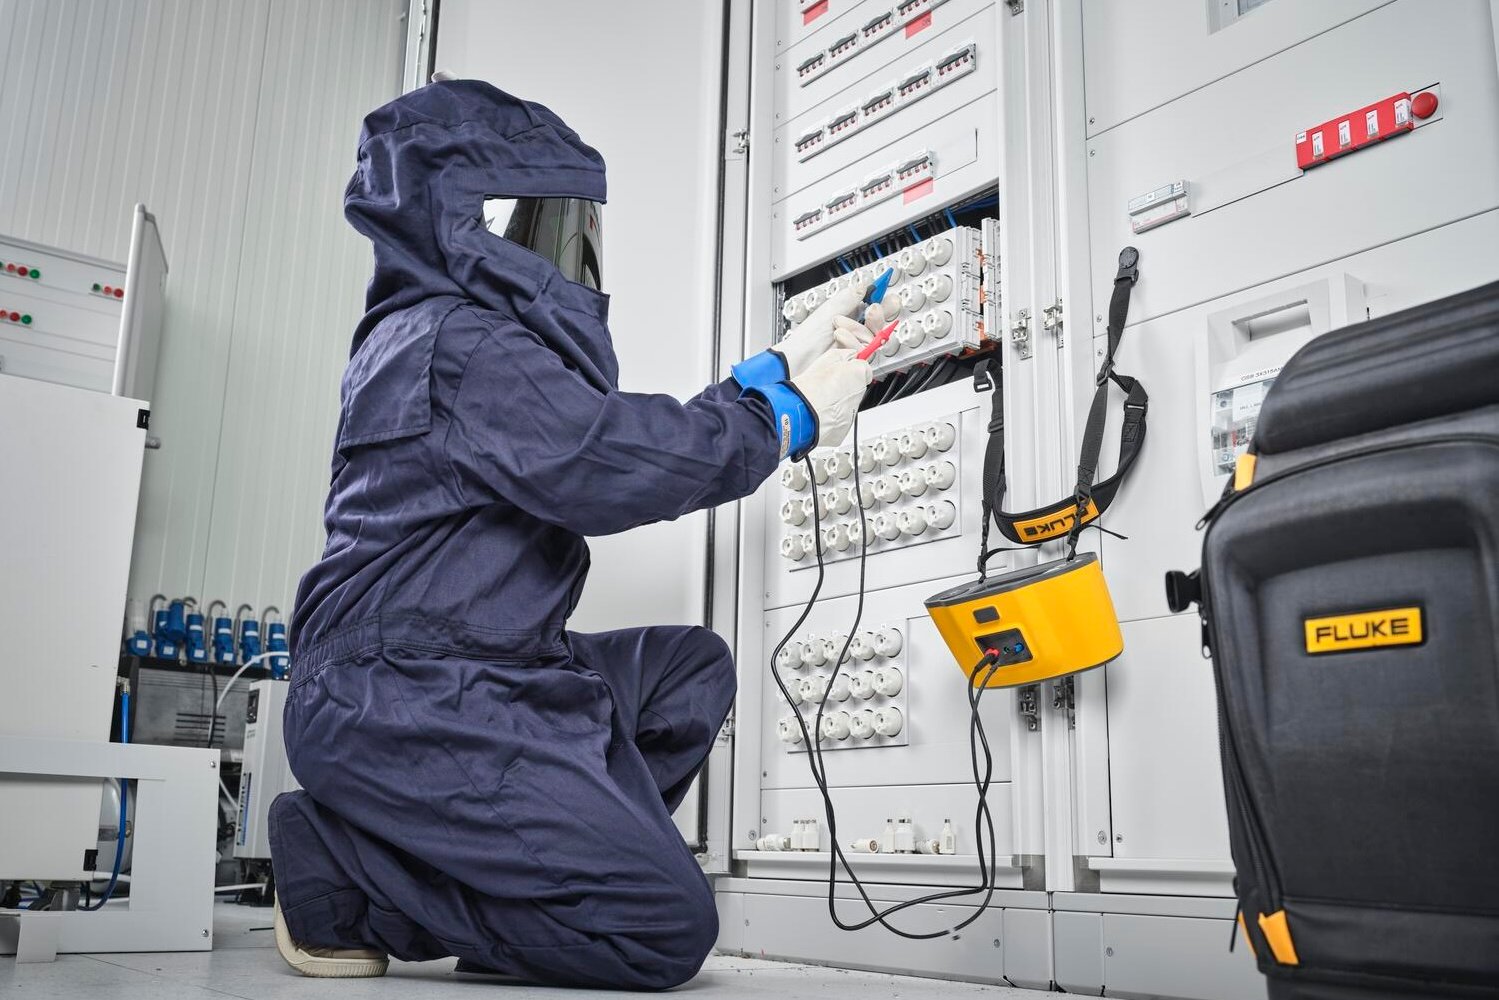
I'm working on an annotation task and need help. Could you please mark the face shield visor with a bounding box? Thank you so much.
[483,196,604,291]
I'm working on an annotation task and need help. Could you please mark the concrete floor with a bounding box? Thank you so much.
[0,902,1041,999]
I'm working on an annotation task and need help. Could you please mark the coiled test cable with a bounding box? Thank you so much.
[768,412,1005,939]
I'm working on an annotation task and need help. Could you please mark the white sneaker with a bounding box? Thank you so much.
[274,898,389,978]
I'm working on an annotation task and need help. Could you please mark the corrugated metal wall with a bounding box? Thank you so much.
[0,0,403,617]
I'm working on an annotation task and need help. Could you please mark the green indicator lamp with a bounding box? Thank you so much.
[21,314,32,325]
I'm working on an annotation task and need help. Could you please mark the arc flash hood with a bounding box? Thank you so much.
[343,79,607,357]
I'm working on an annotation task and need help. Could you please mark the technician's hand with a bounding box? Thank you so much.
[789,349,873,449]
[774,283,876,378]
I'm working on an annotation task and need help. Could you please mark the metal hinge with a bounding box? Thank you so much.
[729,128,750,156]
[1005,0,1024,14]
[716,714,736,744]
[1042,300,1064,347]
[1050,676,1076,730]
[1017,684,1040,731]
[1010,308,1033,360]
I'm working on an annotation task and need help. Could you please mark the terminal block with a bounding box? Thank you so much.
[777,414,960,569]
[795,0,952,89]
[781,225,985,379]
[775,624,910,752]
[795,41,978,164]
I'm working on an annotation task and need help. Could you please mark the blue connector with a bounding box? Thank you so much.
[185,603,208,664]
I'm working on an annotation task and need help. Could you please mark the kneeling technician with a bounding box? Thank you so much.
[267,79,884,989]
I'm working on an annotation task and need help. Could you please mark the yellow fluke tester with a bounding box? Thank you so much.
[925,554,1124,688]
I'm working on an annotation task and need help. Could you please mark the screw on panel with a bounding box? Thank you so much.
[1106,946,1115,957]
[1005,0,1024,13]
[1089,149,1096,157]
[1097,830,1107,844]
[749,830,758,840]
[992,938,1001,948]
[1116,833,1124,843]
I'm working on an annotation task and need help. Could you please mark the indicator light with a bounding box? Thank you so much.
[29,269,39,279]
[114,287,123,298]
[21,314,31,324]
[7,311,18,322]
[93,283,102,292]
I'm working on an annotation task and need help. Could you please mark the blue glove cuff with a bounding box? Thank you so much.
[747,382,817,461]
[730,349,789,391]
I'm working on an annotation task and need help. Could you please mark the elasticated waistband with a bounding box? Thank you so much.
[291,613,568,687]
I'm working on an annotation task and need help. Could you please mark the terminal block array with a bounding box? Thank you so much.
[774,624,909,752]
[778,414,959,568]
[781,227,986,378]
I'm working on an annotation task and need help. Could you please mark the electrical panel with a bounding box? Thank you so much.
[0,207,166,401]
[234,679,299,860]
[770,0,1000,278]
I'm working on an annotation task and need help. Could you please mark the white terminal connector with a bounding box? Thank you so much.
[899,284,926,312]
[898,467,928,498]
[802,530,818,555]
[776,642,803,671]
[923,421,956,452]
[849,630,878,661]
[895,814,915,854]
[823,488,850,515]
[801,818,822,851]
[873,435,902,467]
[924,460,956,491]
[898,246,927,277]
[897,428,928,460]
[781,464,809,491]
[941,819,956,854]
[872,512,902,541]
[849,837,881,854]
[802,638,828,667]
[921,273,953,302]
[879,332,901,357]
[801,674,830,704]
[827,673,852,702]
[812,460,831,485]
[829,451,854,480]
[874,706,905,738]
[872,475,902,504]
[874,626,904,657]
[856,443,877,473]
[916,839,942,855]
[878,292,902,318]
[923,236,953,265]
[898,320,927,349]
[820,711,852,741]
[783,297,809,324]
[781,498,807,525]
[826,634,849,662]
[849,709,878,739]
[881,819,897,854]
[873,666,905,697]
[801,495,820,520]
[783,682,803,707]
[757,833,792,851]
[856,481,877,509]
[821,524,850,552]
[780,535,807,561]
[850,670,877,699]
[777,717,804,745]
[897,508,928,537]
[926,500,957,530]
[803,287,824,310]
[921,310,954,339]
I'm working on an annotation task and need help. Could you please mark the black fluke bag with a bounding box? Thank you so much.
[1168,280,1499,1000]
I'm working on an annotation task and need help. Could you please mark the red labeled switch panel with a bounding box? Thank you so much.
[1296,90,1438,171]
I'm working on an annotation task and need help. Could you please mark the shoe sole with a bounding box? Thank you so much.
[274,905,389,979]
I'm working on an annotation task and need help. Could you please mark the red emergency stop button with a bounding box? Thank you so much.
[1412,92,1438,120]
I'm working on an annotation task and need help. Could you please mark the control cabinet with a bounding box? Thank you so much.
[717,0,1499,995]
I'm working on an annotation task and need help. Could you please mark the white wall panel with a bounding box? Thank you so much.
[434,0,729,634]
[0,0,404,616]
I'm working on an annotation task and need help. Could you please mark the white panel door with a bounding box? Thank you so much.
[434,1,729,637]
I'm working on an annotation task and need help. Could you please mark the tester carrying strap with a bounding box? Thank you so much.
[977,248,1147,573]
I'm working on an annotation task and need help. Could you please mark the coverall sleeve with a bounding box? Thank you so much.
[446,324,785,536]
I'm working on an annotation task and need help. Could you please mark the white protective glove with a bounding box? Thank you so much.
[790,349,873,450]
[773,283,892,378]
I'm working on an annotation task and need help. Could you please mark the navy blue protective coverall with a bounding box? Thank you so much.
[268,81,799,989]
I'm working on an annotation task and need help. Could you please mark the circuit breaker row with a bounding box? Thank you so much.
[793,40,977,164]
[783,227,985,377]
[789,0,952,85]
[778,413,959,566]
[774,625,908,751]
[790,147,936,241]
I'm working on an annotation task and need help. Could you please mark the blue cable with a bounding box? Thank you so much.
[945,208,957,229]
[907,224,921,242]
[838,256,853,273]
[81,687,129,911]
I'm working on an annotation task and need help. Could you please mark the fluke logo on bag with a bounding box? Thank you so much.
[1303,606,1424,654]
